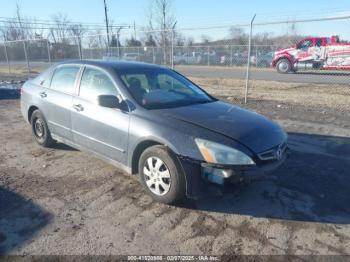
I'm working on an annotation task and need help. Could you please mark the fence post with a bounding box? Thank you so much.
[171,30,174,69]
[207,46,210,66]
[22,40,30,79]
[46,40,52,65]
[187,46,189,64]
[117,32,120,58]
[171,22,177,69]
[230,45,233,67]
[244,14,256,104]
[3,42,11,75]
[152,47,155,64]
[77,38,82,60]
[137,47,140,62]
[255,47,258,67]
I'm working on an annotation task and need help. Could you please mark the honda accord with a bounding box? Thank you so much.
[21,60,287,204]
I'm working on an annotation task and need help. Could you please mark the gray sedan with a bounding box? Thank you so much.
[20,60,287,204]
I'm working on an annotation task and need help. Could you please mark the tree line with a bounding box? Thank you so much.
[0,0,304,56]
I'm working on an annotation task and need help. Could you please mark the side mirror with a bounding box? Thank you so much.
[97,95,126,110]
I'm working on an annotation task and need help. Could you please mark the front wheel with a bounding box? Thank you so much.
[138,145,186,204]
[276,58,292,73]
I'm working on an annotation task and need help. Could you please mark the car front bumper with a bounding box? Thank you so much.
[178,149,289,199]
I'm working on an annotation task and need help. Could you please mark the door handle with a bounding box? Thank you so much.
[39,92,47,98]
[73,104,84,112]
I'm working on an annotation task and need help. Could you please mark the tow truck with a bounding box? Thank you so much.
[272,35,350,73]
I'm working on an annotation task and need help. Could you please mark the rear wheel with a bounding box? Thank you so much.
[276,58,292,73]
[30,110,55,147]
[138,145,186,204]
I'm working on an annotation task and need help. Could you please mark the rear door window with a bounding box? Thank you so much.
[50,66,80,94]
[32,68,53,88]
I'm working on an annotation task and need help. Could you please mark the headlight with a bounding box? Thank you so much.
[195,138,255,165]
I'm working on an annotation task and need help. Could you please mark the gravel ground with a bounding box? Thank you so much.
[0,87,350,256]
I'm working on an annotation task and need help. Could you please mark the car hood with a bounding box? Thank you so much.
[158,101,287,153]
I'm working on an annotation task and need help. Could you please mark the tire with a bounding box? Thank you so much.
[276,58,292,74]
[30,110,55,147]
[138,145,186,204]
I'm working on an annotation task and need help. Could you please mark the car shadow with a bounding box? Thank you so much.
[51,142,78,151]
[187,132,350,224]
[0,186,52,254]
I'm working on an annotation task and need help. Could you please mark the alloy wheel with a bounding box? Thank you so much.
[143,157,171,196]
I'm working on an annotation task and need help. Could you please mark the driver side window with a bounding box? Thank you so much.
[298,39,313,49]
[79,68,119,102]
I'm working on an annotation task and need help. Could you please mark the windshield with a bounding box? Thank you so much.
[117,68,215,109]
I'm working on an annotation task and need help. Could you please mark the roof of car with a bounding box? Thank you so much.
[58,60,166,71]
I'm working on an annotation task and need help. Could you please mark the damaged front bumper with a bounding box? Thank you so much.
[177,149,289,199]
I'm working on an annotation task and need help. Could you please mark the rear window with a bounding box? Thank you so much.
[50,66,80,94]
[32,68,53,88]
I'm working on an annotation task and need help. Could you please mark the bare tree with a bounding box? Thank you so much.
[49,13,70,43]
[147,0,176,64]
[201,34,212,44]
[228,26,248,45]
[186,36,194,47]
[0,4,40,41]
[69,23,86,58]
[15,4,26,40]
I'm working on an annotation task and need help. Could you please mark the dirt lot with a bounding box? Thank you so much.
[0,78,350,256]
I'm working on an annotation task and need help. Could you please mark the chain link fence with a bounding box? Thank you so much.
[0,16,350,107]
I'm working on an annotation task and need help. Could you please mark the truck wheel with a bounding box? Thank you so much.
[138,145,186,204]
[30,110,55,147]
[276,59,292,73]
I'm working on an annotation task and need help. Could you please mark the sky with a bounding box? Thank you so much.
[1,0,350,41]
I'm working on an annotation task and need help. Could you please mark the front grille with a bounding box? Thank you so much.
[258,142,287,161]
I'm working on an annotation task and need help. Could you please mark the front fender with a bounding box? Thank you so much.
[272,52,295,67]
[126,112,255,170]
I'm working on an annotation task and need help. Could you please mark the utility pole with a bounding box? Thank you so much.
[134,21,137,39]
[171,21,177,69]
[103,0,110,47]
[244,14,256,104]
[117,27,122,58]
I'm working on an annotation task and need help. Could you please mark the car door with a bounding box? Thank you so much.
[39,65,81,140]
[71,66,130,164]
[296,39,314,62]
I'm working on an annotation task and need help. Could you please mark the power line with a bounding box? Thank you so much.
[0,18,133,32]
[0,24,132,31]
[177,8,350,27]
[0,20,132,29]
[0,16,114,26]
